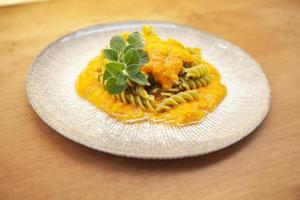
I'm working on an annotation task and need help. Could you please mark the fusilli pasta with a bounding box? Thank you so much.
[156,90,199,112]
[115,86,155,110]
[178,75,211,90]
[184,64,208,79]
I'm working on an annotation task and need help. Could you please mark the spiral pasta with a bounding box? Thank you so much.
[160,87,182,98]
[135,86,152,99]
[147,83,161,95]
[156,90,199,112]
[178,75,211,90]
[184,64,208,79]
[115,86,155,111]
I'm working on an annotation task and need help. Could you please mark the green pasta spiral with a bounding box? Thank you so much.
[150,87,161,95]
[160,87,181,98]
[184,64,208,79]
[156,90,199,112]
[115,86,155,110]
[178,75,211,90]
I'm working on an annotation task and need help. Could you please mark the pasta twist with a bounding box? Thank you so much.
[150,88,161,95]
[135,86,152,99]
[156,90,199,112]
[178,75,211,90]
[149,84,162,95]
[184,64,208,79]
[160,87,181,98]
[115,86,155,110]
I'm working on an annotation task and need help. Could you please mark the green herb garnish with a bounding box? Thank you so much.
[102,32,149,94]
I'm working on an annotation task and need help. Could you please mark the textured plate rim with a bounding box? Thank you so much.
[26,21,271,159]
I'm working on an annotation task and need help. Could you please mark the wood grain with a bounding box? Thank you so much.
[0,0,299,199]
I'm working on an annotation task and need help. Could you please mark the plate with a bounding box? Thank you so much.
[26,21,271,159]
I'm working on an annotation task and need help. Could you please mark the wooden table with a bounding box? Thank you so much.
[0,0,299,199]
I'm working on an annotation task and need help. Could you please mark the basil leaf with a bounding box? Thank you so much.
[105,77,127,94]
[128,71,149,86]
[103,70,111,81]
[127,32,144,49]
[119,45,135,63]
[122,44,135,54]
[116,73,127,86]
[103,49,118,61]
[138,50,148,65]
[110,35,126,52]
[105,62,125,78]
[123,48,140,66]
[126,64,139,76]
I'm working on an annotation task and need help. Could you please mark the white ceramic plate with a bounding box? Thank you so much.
[26,21,271,159]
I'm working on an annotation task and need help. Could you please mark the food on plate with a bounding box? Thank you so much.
[76,26,227,125]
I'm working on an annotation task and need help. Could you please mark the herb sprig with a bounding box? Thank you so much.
[102,32,149,94]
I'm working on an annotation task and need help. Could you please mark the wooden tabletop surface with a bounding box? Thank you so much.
[0,0,299,199]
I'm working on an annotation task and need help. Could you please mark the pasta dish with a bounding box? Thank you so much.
[76,26,227,125]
